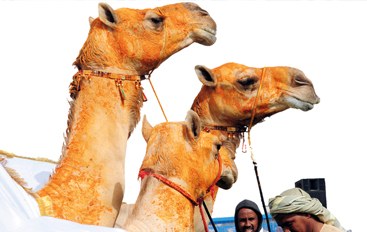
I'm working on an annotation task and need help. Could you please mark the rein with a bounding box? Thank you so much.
[139,153,222,232]
[247,67,272,232]
[147,6,169,122]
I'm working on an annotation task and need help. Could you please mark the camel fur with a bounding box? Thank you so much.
[121,111,229,232]
[35,2,217,227]
[116,62,320,231]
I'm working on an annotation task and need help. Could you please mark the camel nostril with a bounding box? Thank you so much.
[294,75,311,86]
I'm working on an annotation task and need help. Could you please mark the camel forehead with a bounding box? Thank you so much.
[212,63,293,82]
[212,63,250,82]
[150,122,187,140]
[114,3,192,20]
[149,122,218,146]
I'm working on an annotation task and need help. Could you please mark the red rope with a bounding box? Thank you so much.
[199,204,209,232]
[207,153,222,200]
[139,170,199,205]
[138,153,222,232]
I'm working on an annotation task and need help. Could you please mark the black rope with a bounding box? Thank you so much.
[203,201,218,232]
[253,162,271,232]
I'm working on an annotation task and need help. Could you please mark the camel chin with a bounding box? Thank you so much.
[281,95,318,112]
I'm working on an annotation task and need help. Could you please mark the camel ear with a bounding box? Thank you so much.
[142,115,153,143]
[98,3,119,29]
[186,110,201,142]
[89,17,95,26]
[195,65,217,87]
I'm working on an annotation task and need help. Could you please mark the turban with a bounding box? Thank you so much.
[268,188,345,231]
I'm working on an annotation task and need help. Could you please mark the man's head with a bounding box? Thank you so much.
[237,208,259,232]
[269,188,345,231]
[234,199,262,232]
[274,213,323,232]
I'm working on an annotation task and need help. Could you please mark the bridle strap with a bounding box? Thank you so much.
[201,124,247,133]
[139,153,222,232]
[148,6,167,77]
[248,67,267,163]
[248,67,267,131]
[139,153,221,205]
[246,67,273,232]
[139,170,199,205]
[147,6,169,122]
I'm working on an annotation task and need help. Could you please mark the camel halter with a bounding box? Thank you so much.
[202,124,247,139]
[147,6,169,122]
[139,152,221,232]
[72,7,168,120]
[72,70,148,103]
[247,67,272,232]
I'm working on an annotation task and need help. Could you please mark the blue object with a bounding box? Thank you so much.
[208,215,283,232]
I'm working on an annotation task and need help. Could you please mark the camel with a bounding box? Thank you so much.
[33,2,217,227]
[121,110,232,232]
[115,62,320,231]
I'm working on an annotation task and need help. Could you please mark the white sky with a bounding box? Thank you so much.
[0,1,366,231]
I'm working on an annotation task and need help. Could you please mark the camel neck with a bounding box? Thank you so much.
[124,176,196,232]
[37,76,142,226]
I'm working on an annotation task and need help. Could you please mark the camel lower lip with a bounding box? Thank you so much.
[198,29,217,45]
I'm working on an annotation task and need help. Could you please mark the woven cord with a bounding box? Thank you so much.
[147,6,169,122]
[248,67,267,164]
[247,67,272,232]
[139,153,221,231]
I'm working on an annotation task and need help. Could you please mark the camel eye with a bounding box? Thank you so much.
[144,11,165,31]
[150,17,163,24]
[294,75,310,86]
[198,9,209,16]
[237,76,258,88]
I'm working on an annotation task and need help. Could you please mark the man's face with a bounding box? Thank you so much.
[274,213,310,232]
[237,208,259,232]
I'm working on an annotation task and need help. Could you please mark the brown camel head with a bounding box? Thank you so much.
[140,110,236,200]
[191,63,320,189]
[74,3,216,75]
[192,62,320,127]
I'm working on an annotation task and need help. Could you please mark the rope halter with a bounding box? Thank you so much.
[71,70,148,103]
[248,67,267,164]
[139,153,222,232]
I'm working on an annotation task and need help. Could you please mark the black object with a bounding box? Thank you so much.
[254,163,271,232]
[203,201,218,232]
[295,178,327,208]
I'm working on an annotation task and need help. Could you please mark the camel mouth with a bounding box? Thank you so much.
[282,95,317,112]
[193,27,217,46]
[216,171,236,190]
[216,178,233,190]
[202,27,217,36]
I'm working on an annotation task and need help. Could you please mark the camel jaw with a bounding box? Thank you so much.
[281,95,319,112]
